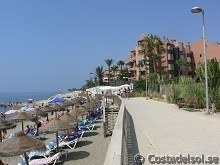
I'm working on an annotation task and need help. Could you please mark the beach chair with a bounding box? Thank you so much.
[28,148,68,161]
[2,133,14,142]
[48,138,79,150]
[59,129,84,139]
[29,152,61,165]
[59,138,78,149]
[18,153,61,165]
[78,123,95,131]
[27,129,41,139]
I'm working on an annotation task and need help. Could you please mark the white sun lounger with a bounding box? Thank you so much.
[29,152,61,165]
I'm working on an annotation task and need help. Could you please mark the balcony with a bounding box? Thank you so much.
[185,45,190,53]
[187,57,191,63]
[178,42,183,51]
[167,45,172,50]
[128,67,136,71]
[125,56,136,64]
[168,54,174,61]
[168,64,174,71]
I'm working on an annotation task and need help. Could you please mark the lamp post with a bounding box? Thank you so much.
[191,7,209,114]
[141,57,148,99]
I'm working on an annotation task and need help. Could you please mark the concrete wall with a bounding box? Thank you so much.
[104,98,125,165]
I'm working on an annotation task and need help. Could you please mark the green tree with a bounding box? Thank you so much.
[111,65,119,85]
[93,66,105,86]
[196,59,220,92]
[105,59,114,84]
[196,59,220,106]
[117,60,125,71]
[137,61,144,79]
[152,36,165,74]
[176,60,191,75]
[81,78,96,90]
[139,34,165,97]
[117,60,125,81]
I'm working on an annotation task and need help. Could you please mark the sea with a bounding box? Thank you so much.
[0,91,62,113]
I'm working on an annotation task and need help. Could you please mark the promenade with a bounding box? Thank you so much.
[124,98,220,162]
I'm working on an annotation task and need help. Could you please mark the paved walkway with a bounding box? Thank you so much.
[124,98,220,161]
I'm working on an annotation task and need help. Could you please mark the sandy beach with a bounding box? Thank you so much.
[0,116,110,165]
[0,91,111,165]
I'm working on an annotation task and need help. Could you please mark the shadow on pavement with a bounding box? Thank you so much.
[123,108,142,165]
[83,131,99,137]
[64,151,90,161]
[76,140,93,148]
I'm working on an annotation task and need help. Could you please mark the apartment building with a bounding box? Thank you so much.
[190,38,220,64]
[103,69,122,84]
[126,34,195,81]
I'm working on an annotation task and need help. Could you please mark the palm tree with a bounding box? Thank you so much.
[105,59,114,84]
[139,34,165,97]
[81,78,96,90]
[117,60,125,71]
[139,34,155,97]
[137,61,144,79]
[92,66,105,86]
[111,65,119,86]
[154,36,165,74]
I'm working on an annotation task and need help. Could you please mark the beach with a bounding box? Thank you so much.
[1,118,110,165]
[0,91,111,165]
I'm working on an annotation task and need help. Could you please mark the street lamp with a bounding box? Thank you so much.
[191,7,209,114]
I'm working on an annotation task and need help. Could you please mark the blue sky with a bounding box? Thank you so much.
[0,1,219,92]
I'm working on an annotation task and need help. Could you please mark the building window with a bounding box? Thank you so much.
[200,54,202,57]
[138,50,143,55]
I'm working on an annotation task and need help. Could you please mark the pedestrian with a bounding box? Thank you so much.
[0,112,6,119]
[2,129,7,139]
[34,120,42,135]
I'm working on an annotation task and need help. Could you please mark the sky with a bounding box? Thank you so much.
[0,1,219,92]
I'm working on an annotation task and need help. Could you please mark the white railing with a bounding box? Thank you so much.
[104,98,125,165]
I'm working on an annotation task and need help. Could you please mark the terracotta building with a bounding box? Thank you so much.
[126,35,220,81]
[126,34,195,81]
[190,38,220,64]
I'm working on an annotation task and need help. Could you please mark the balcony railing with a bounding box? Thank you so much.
[168,53,174,60]
[168,64,174,71]
[187,57,191,63]
[167,45,172,50]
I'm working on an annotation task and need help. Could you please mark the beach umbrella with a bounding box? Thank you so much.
[4,109,25,115]
[82,102,98,110]
[79,106,90,113]
[26,108,46,116]
[0,118,16,143]
[59,100,72,108]
[50,103,62,111]
[40,106,59,120]
[75,97,86,104]
[69,107,87,117]
[70,99,77,104]
[59,114,80,123]
[48,97,64,104]
[0,131,45,165]
[40,106,54,113]
[11,112,37,131]
[40,117,75,152]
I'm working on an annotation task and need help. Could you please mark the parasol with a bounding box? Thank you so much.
[0,118,16,142]
[0,131,45,165]
[40,118,75,152]
[11,112,37,131]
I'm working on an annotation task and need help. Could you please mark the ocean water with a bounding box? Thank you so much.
[0,91,61,113]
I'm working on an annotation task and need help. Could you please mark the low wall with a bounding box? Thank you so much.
[104,97,125,165]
